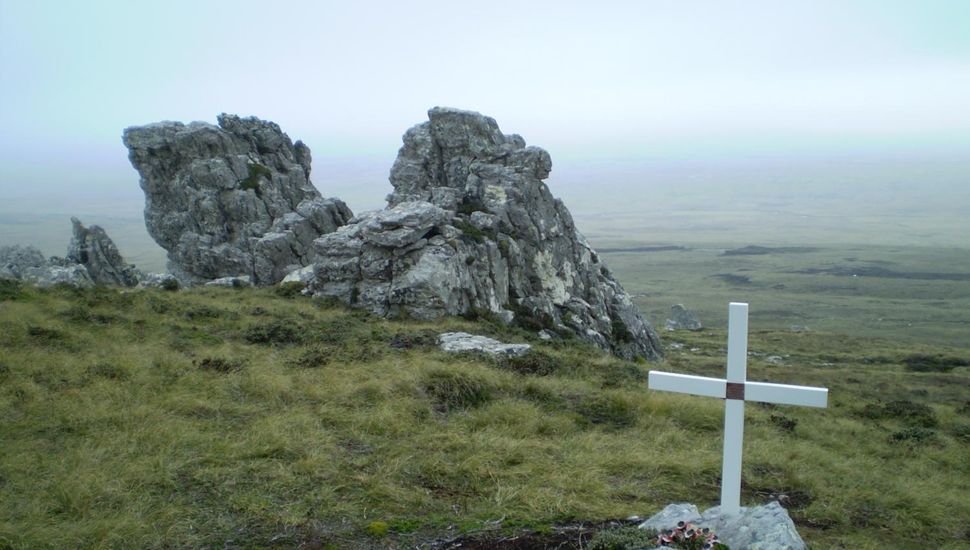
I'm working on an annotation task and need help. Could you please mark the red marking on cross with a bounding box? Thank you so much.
[725,382,745,400]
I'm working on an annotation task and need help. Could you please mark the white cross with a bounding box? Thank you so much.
[648,302,828,516]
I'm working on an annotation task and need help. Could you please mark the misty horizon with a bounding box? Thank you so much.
[2,1,968,267]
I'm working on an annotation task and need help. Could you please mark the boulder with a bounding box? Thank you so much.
[138,272,179,289]
[0,245,48,280]
[0,245,93,288]
[665,304,703,331]
[438,332,532,357]
[67,217,140,287]
[122,114,353,286]
[639,501,806,550]
[307,107,663,360]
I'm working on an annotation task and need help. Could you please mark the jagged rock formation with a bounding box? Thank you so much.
[67,217,140,287]
[665,304,702,331]
[0,244,93,287]
[307,107,662,360]
[1,219,141,288]
[122,114,353,286]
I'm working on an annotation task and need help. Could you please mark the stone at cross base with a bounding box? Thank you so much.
[305,106,663,360]
[639,502,806,550]
[122,114,353,286]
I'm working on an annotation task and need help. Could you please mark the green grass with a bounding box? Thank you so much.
[601,243,970,349]
[1,283,969,548]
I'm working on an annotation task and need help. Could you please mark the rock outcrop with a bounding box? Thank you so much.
[122,114,353,286]
[307,107,662,360]
[665,304,702,331]
[67,217,140,287]
[0,245,93,287]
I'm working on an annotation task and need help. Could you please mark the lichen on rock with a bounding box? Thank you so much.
[306,107,663,360]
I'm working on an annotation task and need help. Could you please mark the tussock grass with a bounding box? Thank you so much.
[0,285,968,548]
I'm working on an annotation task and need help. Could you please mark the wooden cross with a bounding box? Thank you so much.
[648,302,828,516]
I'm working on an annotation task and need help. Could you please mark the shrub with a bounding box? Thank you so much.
[62,304,119,324]
[161,278,180,291]
[576,393,637,429]
[86,362,130,381]
[289,346,332,368]
[611,319,634,343]
[890,426,935,444]
[26,325,69,348]
[183,305,226,321]
[502,351,561,376]
[0,278,23,301]
[364,520,389,538]
[453,220,489,243]
[456,198,489,216]
[859,400,938,428]
[195,356,245,373]
[507,301,556,332]
[389,329,438,350]
[588,526,658,550]
[600,361,648,388]
[769,413,798,433]
[244,320,303,345]
[950,424,970,443]
[275,281,306,298]
[240,163,271,192]
[421,368,494,411]
[903,354,970,372]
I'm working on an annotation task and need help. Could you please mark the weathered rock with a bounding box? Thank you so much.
[307,107,662,360]
[640,502,806,550]
[438,332,531,357]
[0,245,93,288]
[122,114,353,286]
[138,272,179,289]
[665,304,702,331]
[67,217,140,287]
[0,245,48,279]
[203,276,252,288]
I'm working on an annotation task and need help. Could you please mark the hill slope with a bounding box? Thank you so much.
[1,282,968,548]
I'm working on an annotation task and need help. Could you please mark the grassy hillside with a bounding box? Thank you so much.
[1,282,968,549]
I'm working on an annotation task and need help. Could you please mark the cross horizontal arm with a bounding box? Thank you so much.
[649,371,725,399]
[745,381,828,408]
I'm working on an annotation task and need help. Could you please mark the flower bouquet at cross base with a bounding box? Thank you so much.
[657,520,728,550]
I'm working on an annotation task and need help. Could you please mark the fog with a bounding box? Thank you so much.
[1,1,968,269]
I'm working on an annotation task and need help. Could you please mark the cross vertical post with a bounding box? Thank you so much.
[647,302,827,517]
[721,302,748,516]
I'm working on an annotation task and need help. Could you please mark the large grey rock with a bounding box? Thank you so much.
[640,502,806,550]
[438,332,531,357]
[0,245,93,288]
[122,114,353,286]
[665,304,703,331]
[307,107,663,360]
[67,217,140,287]
[0,245,48,279]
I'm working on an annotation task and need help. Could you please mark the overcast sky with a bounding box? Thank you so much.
[1,0,968,214]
